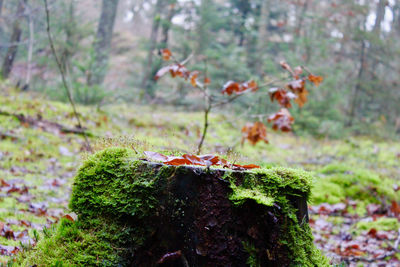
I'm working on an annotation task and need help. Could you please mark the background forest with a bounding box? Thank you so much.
[1,0,400,137]
[1,0,400,266]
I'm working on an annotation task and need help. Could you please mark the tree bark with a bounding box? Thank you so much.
[140,0,163,98]
[86,0,119,86]
[1,0,27,79]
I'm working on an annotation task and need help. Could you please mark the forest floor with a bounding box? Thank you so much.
[1,86,400,266]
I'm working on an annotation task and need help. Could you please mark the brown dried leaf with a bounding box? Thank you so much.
[280,61,294,76]
[144,151,169,162]
[160,48,172,61]
[268,108,294,132]
[241,122,269,145]
[62,213,78,222]
[308,74,323,87]
[269,88,296,108]
[189,71,199,87]
[221,81,241,95]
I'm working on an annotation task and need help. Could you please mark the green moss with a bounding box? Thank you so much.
[242,241,260,267]
[229,186,275,206]
[312,164,400,214]
[354,218,400,233]
[224,168,329,266]
[16,219,125,266]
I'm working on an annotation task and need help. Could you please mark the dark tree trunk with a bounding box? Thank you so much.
[60,1,77,74]
[87,0,119,86]
[150,0,177,93]
[140,0,163,98]
[295,0,309,37]
[1,0,27,79]
[160,0,176,45]
[373,0,386,34]
[0,0,3,16]
[255,0,270,76]
[347,39,366,127]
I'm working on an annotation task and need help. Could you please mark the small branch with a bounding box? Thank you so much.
[211,94,242,108]
[197,104,211,154]
[43,0,91,152]
[0,109,93,137]
[180,53,193,66]
[197,59,211,154]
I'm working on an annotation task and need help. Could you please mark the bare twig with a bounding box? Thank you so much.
[197,59,210,154]
[43,0,91,151]
[0,109,93,137]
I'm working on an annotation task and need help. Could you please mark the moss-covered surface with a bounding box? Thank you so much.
[15,147,328,266]
[311,163,400,216]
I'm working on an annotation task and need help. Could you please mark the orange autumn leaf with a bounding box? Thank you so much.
[268,108,294,132]
[287,79,306,93]
[269,88,296,108]
[221,80,259,95]
[241,121,269,145]
[294,87,308,108]
[308,74,324,87]
[160,48,172,61]
[287,79,307,108]
[189,71,200,87]
[143,151,259,169]
[221,81,241,95]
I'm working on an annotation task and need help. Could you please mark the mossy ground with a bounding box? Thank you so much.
[1,84,400,265]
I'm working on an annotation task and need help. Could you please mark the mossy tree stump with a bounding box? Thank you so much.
[18,148,329,266]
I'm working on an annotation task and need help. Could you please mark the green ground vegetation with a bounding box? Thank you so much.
[0,85,399,264]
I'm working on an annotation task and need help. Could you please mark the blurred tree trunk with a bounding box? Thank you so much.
[60,1,77,74]
[1,0,27,79]
[397,2,400,35]
[372,0,385,34]
[140,0,163,98]
[348,1,386,126]
[347,40,366,127]
[237,0,250,47]
[196,0,213,54]
[393,1,400,35]
[160,0,176,45]
[295,0,309,37]
[87,0,119,86]
[255,0,270,76]
[0,0,3,15]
